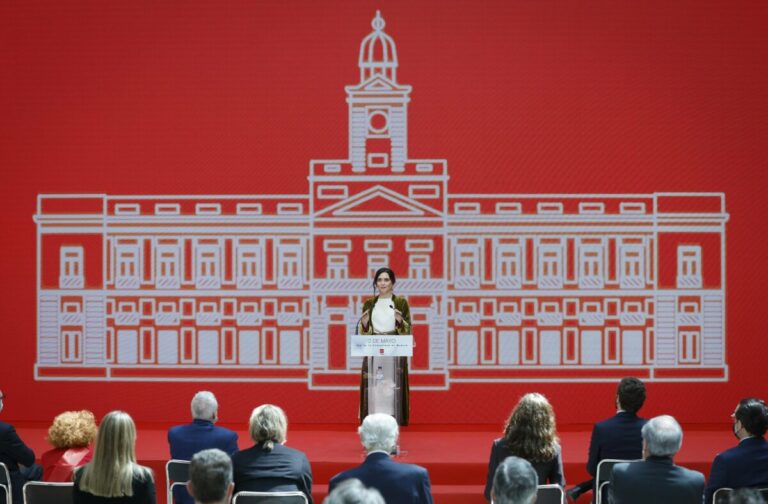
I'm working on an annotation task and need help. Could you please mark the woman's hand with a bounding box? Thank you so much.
[361,310,370,328]
[394,309,404,325]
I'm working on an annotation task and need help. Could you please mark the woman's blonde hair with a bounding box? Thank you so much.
[47,410,97,449]
[502,393,559,463]
[249,404,287,451]
[76,411,152,497]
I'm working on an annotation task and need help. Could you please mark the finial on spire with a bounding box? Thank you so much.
[372,10,385,31]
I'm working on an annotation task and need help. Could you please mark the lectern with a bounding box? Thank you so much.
[351,334,413,425]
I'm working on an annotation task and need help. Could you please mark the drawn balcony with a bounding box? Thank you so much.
[677,312,702,326]
[59,311,84,325]
[537,312,563,326]
[579,311,605,326]
[237,312,262,326]
[277,312,303,326]
[196,311,221,326]
[496,312,522,326]
[114,312,140,326]
[155,311,180,326]
[620,312,646,326]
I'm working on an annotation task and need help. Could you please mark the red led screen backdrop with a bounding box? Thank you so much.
[1,1,766,425]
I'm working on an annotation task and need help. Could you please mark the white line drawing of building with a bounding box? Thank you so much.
[33,11,729,387]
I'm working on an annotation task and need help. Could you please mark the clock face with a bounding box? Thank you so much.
[368,109,389,135]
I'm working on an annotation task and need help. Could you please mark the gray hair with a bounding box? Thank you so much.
[188,449,232,504]
[191,391,218,421]
[492,456,538,504]
[642,415,683,457]
[249,404,287,451]
[358,414,398,453]
[323,478,385,504]
[729,488,768,504]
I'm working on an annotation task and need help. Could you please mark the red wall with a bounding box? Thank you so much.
[1,0,766,426]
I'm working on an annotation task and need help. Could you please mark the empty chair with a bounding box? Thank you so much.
[536,484,564,504]
[0,463,11,504]
[596,458,638,504]
[232,491,309,504]
[166,459,191,504]
[713,487,768,504]
[22,481,74,504]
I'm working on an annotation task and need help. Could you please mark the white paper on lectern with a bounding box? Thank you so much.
[350,335,413,357]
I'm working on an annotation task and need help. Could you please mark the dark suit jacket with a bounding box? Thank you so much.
[232,443,312,504]
[167,419,239,504]
[0,420,36,504]
[587,412,647,477]
[329,452,433,504]
[610,456,705,504]
[483,438,565,501]
[705,436,768,503]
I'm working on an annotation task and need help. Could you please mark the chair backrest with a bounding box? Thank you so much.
[595,458,639,504]
[232,491,309,504]
[713,487,768,504]
[0,462,11,504]
[22,481,74,504]
[536,484,564,504]
[166,459,191,504]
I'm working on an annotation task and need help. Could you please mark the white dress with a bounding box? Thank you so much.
[369,296,397,416]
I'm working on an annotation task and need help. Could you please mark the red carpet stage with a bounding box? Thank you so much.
[17,423,732,504]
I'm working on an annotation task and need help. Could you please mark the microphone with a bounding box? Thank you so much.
[389,304,394,310]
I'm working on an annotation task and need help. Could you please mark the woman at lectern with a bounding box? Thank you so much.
[357,267,411,425]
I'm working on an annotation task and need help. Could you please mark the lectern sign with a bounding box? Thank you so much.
[351,335,414,357]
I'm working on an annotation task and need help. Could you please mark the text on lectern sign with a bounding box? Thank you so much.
[350,335,413,357]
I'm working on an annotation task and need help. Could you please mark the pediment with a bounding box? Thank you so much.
[345,75,412,93]
[315,185,442,218]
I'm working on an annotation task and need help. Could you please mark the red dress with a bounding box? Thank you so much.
[41,446,93,482]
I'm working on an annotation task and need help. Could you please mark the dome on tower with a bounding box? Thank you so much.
[358,11,398,82]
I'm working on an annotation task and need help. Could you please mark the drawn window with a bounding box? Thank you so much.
[455,243,480,288]
[327,254,349,279]
[409,254,430,279]
[61,330,82,363]
[277,244,303,289]
[496,245,522,289]
[537,242,563,288]
[619,245,645,289]
[156,243,181,289]
[678,330,701,363]
[367,254,389,279]
[578,243,604,288]
[115,242,141,289]
[677,246,702,288]
[60,246,84,289]
[237,245,263,288]
[196,243,221,289]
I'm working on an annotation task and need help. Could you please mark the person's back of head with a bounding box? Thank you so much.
[492,456,538,504]
[323,478,385,504]
[734,397,768,437]
[358,414,398,454]
[642,415,683,458]
[191,391,219,422]
[188,449,233,504]
[47,410,97,449]
[249,404,288,451]
[77,410,152,497]
[617,377,646,414]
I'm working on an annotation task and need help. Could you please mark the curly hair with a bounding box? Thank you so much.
[47,410,97,449]
[502,393,559,463]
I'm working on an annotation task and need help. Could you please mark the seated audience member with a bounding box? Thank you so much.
[323,478,385,504]
[484,392,564,502]
[706,397,768,503]
[187,449,234,504]
[168,391,239,504]
[729,488,768,504]
[73,411,156,503]
[609,415,704,504]
[329,413,433,504]
[568,377,647,501]
[42,410,97,482]
[232,404,312,503]
[491,456,538,504]
[0,388,42,504]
